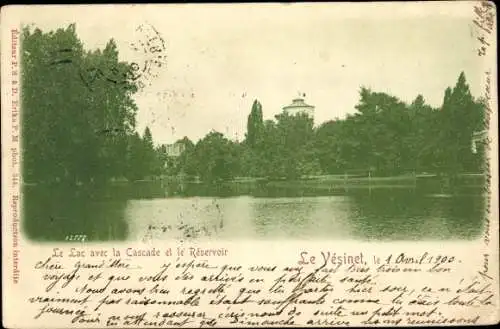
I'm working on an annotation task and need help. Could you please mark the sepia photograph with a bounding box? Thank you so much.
[18,3,492,243]
[2,3,498,328]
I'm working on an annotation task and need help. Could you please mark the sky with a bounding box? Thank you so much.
[15,2,490,144]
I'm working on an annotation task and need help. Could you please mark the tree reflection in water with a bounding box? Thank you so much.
[23,184,129,242]
[22,181,485,242]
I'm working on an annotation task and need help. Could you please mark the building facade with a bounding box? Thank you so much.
[165,142,186,157]
[471,130,488,154]
[282,98,315,118]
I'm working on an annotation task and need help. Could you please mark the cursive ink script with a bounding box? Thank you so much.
[23,248,495,327]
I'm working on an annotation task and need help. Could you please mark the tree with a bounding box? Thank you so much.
[22,24,140,185]
[246,99,264,148]
[269,112,316,179]
[436,72,485,177]
[143,127,153,147]
[405,95,438,172]
[315,120,345,174]
[141,127,162,177]
[193,131,240,182]
[176,136,195,150]
[125,132,147,181]
[347,88,410,175]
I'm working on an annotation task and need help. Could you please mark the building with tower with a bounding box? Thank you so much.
[282,98,315,118]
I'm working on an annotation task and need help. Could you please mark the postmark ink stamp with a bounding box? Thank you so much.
[128,22,168,90]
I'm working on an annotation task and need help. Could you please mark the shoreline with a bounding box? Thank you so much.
[22,172,486,187]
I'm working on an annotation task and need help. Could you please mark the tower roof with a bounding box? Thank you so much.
[282,98,314,111]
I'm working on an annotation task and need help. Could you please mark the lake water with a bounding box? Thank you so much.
[23,180,486,242]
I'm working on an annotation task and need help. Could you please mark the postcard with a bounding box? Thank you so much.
[1,2,499,327]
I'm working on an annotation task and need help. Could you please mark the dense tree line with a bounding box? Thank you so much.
[22,25,160,184]
[22,25,486,186]
[169,72,486,182]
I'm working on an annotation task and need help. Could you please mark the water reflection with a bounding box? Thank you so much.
[23,184,129,242]
[346,189,484,240]
[250,197,353,240]
[23,180,486,242]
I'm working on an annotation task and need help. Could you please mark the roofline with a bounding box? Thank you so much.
[283,105,315,109]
